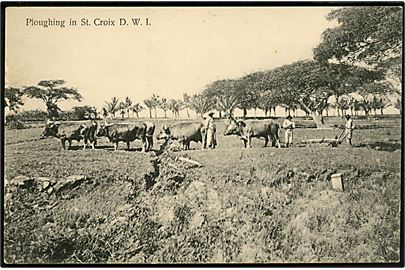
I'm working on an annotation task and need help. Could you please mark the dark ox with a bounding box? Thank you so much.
[97,122,154,152]
[157,122,206,150]
[223,118,281,148]
[143,121,156,151]
[41,121,98,150]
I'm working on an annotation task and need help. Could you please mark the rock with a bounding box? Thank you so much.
[11,175,34,187]
[47,187,54,194]
[54,175,86,193]
[34,177,53,190]
[65,175,86,183]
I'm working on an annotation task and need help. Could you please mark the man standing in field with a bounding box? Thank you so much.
[344,114,355,146]
[204,111,217,149]
[283,115,295,148]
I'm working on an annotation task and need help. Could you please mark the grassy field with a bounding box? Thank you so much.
[3,116,402,264]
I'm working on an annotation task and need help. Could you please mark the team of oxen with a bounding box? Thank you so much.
[40,117,281,151]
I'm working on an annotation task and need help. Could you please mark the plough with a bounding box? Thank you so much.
[300,129,348,147]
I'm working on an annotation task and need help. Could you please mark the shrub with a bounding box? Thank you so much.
[5,114,28,129]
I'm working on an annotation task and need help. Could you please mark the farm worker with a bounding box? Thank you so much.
[102,108,108,124]
[283,115,295,148]
[344,115,355,146]
[204,111,217,149]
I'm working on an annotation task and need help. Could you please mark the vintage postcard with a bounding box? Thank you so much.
[2,2,403,266]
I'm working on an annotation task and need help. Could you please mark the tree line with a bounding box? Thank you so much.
[4,7,402,128]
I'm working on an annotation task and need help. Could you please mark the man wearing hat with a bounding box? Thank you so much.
[344,114,355,146]
[282,115,295,148]
[204,111,217,149]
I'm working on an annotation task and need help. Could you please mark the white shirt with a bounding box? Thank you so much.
[345,119,354,130]
[283,119,295,130]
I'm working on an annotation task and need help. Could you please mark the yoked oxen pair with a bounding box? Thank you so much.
[41,121,98,150]
[96,122,155,152]
[223,117,281,148]
[157,122,206,150]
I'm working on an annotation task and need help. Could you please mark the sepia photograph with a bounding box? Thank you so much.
[2,2,403,265]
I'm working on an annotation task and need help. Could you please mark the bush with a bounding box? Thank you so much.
[5,114,28,129]
[17,110,48,122]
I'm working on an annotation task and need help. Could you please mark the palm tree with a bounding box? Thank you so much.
[131,103,144,118]
[144,94,159,118]
[105,97,120,117]
[159,98,169,118]
[124,96,133,118]
[168,99,184,118]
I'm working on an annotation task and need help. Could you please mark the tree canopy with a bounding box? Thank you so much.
[314,6,402,67]
[24,80,82,119]
[5,87,24,113]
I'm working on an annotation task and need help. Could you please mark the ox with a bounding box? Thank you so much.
[143,121,156,151]
[156,122,206,150]
[96,123,150,151]
[223,118,281,148]
[41,121,93,150]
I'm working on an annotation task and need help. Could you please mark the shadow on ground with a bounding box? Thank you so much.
[355,141,402,152]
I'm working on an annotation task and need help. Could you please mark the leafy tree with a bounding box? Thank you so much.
[350,99,363,116]
[235,76,261,118]
[24,80,82,120]
[314,6,402,67]
[314,6,402,112]
[258,90,279,117]
[204,79,239,118]
[264,60,382,127]
[4,87,24,114]
[370,94,390,115]
[131,103,144,118]
[335,95,351,116]
[71,106,96,120]
[356,82,394,115]
[189,93,214,118]
[105,97,120,117]
[183,93,191,118]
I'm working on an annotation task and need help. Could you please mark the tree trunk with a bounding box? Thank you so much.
[273,107,276,117]
[186,108,190,118]
[136,112,139,118]
[243,108,247,119]
[154,108,157,118]
[219,111,222,118]
[164,110,167,118]
[380,108,384,115]
[148,109,152,118]
[299,101,327,128]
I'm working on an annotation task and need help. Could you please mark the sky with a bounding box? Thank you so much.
[5,6,347,116]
